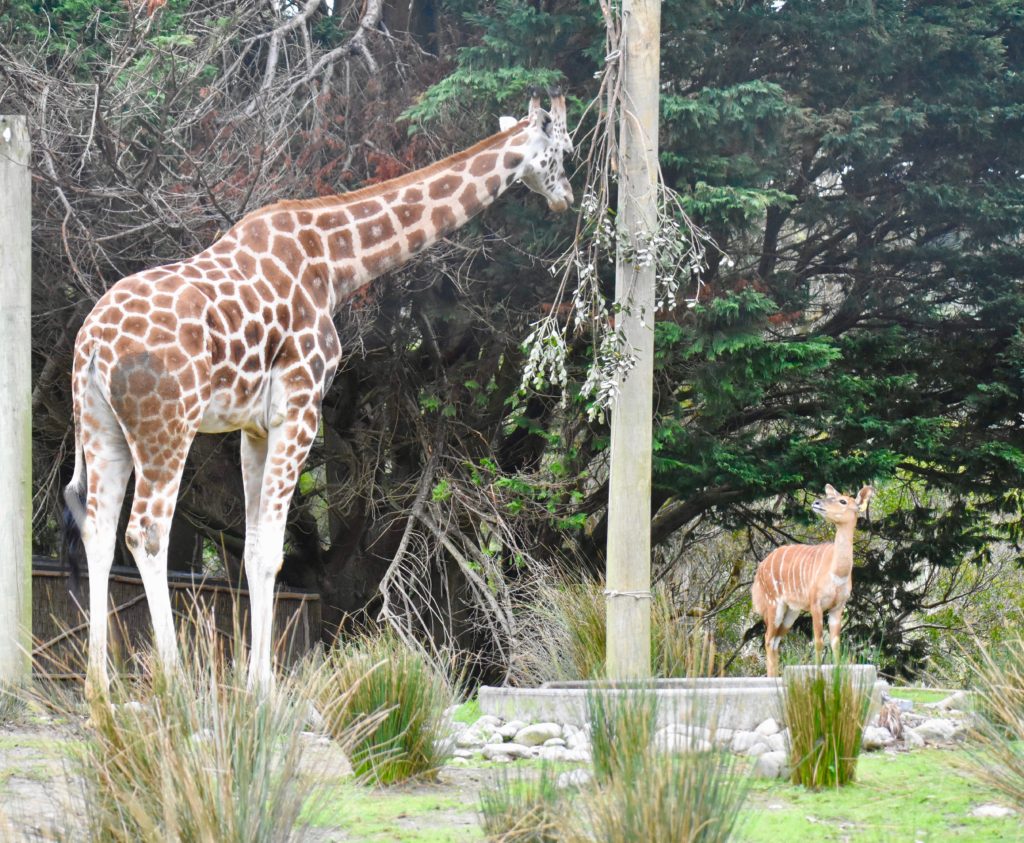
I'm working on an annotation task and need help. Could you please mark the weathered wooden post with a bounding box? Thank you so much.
[605,0,661,680]
[0,115,32,686]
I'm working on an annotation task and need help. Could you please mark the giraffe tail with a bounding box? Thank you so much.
[62,416,87,608]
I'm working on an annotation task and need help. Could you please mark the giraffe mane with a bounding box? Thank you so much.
[243,120,530,223]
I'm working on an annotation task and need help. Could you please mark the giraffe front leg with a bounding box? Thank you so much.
[245,405,318,693]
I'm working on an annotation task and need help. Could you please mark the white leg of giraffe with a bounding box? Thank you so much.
[245,404,318,692]
[240,431,270,682]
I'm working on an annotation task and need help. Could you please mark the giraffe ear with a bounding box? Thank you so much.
[499,116,518,132]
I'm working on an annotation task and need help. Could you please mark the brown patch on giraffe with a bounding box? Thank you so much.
[252,278,276,303]
[349,200,381,219]
[431,206,457,236]
[180,323,204,356]
[123,298,149,315]
[383,191,400,203]
[242,353,262,374]
[470,153,498,176]
[239,284,260,313]
[485,175,501,197]
[241,219,269,252]
[243,320,264,346]
[310,355,325,382]
[139,394,161,418]
[357,215,396,249]
[261,258,293,299]
[181,264,203,280]
[153,293,175,310]
[302,264,330,308]
[327,229,354,262]
[151,310,176,331]
[271,212,296,233]
[395,204,424,226]
[122,316,149,338]
[298,228,325,259]
[275,303,292,331]
[317,316,339,355]
[220,299,245,332]
[274,237,303,271]
[145,326,175,347]
[316,210,348,230]
[458,184,483,217]
[235,251,257,276]
[407,229,428,253]
[429,174,461,199]
[509,134,528,146]
[403,188,423,203]
[363,242,402,276]
[196,260,217,274]
[229,339,247,365]
[503,152,524,170]
[219,281,237,298]
[297,211,313,226]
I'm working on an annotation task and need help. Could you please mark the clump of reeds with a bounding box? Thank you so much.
[574,687,747,843]
[73,613,313,843]
[784,662,872,789]
[587,686,658,783]
[964,629,1024,809]
[478,765,565,843]
[515,577,718,682]
[314,629,454,785]
[0,682,24,725]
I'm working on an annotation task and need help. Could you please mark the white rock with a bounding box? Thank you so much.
[745,740,772,758]
[754,718,781,737]
[514,722,563,746]
[474,715,503,729]
[455,730,486,749]
[496,723,520,740]
[767,732,788,753]
[712,728,734,748]
[304,702,327,732]
[557,768,593,789]
[969,803,1016,818]
[483,742,533,760]
[448,756,470,766]
[930,690,969,711]
[730,731,760,754]
[656,731,713,754]
[914,718,957,744]
[543,738,567,748]
[862,726,894,751]
[754,750,789,779]
[538,746,571,762]
[452,748,474,759]
[903,728,925,749]
[564,727,590,751]
[563,748,591,763]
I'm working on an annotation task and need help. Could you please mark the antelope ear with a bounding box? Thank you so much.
[499,116,518,132]
[856,485,874,512]
[824,484,839,497]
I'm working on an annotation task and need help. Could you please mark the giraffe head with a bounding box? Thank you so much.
[499,88,574,213]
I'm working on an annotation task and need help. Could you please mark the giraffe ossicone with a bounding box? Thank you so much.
[65,90,574,694]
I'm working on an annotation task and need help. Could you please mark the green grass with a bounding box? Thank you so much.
[739,749,1021,842]
[888,688,954,706]
[302,780,483,842]
[451,698,481,725]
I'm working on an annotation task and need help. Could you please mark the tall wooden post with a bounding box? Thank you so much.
[0,115,32,686]
[606,0,660,680]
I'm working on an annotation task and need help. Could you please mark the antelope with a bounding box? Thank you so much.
[751,484,873,677]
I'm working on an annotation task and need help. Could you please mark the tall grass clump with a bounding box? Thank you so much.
[575,688,747,843]
[515,577,719,682]
[964,629,1024,809]
[0,682,24,725]
[784,662,872,789]
[478,765,566,842]
[587,686,658,783]
[73,614,312,843]
[315,629,454,784]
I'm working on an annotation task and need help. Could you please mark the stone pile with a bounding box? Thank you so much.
[444,689,973,779]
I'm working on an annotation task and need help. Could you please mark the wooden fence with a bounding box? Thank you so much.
[31,558,321,680]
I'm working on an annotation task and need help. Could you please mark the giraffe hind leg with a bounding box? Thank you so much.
[78,388,134,697]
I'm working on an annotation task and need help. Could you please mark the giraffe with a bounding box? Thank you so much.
[65,89,574,694]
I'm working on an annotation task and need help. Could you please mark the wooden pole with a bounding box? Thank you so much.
[606,0,660,680]
[0,115,32,686]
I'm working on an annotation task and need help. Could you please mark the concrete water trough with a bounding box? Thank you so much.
[479,665,887,731]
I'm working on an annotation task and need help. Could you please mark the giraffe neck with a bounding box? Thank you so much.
[227,123,532,315]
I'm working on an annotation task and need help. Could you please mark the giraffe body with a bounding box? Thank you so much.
[66,91,574,692]
[750,484,873,677]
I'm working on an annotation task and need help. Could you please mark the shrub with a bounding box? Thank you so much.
[478,765,565,843]
[315,630,454,784]
[784,662,872,789]
[73,614,312,843]
[965,628,1024,809]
